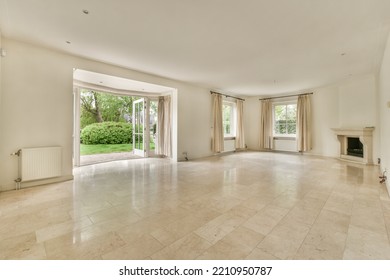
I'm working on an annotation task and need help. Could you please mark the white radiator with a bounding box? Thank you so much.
[223,139,236,152]
[20,146,62,182]
[273,138,297,152]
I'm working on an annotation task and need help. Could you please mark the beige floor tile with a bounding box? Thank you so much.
[45,231,127,259]
[245,248,280,260]
[284,204,321,226]
[1,152,389,260]
[384,214,390,240]
[257,220,310,259]
[293,210,350,259]
[312,209,351,233]
[102,234,164,259]
[381,200,390,215]
[350,206,387,233]
[343,225,390,260]
[197,227,265,259]
[294,230,347,259]
[151,233,212,259]
[270,193,300,210]
[0,232,46,260]
[194,206,256,244]
[242,205,289,235]
[151,214,213,246]
[323,191,354,215]
[35,216,93,243]
[240,194,275,211]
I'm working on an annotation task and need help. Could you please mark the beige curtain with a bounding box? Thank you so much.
[235,99,245,149]
[296,95,312,152]
[157,95,172,157]
[259,99,273,149]
[212,93,224,153]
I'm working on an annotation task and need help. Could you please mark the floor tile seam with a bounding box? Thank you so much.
[137,233,167,260]
[0,232,39,259]
[260,225,312,260]
[250,205,297,250]
[380,199,390,245]
[349,220,390,241]
[43,228,120,259]
[337,220,355,260]
[151,232,212,260]
[239,235,267,260]
[192,230,218,247]
[291,203,334,257]
[245,246,280,260]
[319,204,353,217]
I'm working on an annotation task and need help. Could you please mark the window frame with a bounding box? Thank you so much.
[272,100,297,138]
[222,100,237,138]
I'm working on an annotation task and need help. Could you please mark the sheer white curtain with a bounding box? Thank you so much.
[157,95,172,157]
[259,99,273,149]
[296,95,312,152]
[212,93,224,153]
[235,99,245,149]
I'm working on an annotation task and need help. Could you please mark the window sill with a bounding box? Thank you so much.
[273,136,296,140]
[224,136,236,140]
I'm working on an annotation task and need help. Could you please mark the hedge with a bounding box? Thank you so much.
[80,122,133,144]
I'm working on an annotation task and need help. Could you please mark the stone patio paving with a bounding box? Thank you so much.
[80,152,142,166]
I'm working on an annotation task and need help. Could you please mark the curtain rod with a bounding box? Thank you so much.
[210,91,245,101]
[259,92,313,101]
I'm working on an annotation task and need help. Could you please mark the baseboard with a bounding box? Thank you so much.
[0,175,74,192]
[380,165,390,197]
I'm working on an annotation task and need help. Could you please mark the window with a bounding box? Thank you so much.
[273,103,297,136]
[223,101,236,137]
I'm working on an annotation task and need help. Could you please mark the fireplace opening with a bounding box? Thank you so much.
[347,137,363,158]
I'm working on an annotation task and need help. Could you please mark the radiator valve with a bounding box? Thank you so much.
[379,170,387,184]
[10,149,21,156]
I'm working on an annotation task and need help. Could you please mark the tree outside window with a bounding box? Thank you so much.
[274,103,297,136]
[223,101,236,137]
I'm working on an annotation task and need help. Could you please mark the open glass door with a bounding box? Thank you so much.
[133,98,149,157]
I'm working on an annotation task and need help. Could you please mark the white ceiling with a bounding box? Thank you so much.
[73,69,174,95]
[1,0,390,97]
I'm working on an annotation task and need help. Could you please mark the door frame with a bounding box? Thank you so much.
[132,97,150,157]
[72,81,176,166]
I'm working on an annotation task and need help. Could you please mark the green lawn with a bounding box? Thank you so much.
[80,143,155,155]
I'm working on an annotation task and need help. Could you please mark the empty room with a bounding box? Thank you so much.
[1,0,390,266]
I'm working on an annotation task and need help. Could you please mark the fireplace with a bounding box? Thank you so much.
[347,137,363,158]
[332,127,374,164]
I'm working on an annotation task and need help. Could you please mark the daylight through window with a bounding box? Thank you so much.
[273,103,297,136]
[223,101,236,137]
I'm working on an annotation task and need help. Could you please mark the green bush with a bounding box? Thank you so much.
[81,122,133,144]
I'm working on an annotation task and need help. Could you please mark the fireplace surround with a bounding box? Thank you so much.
[332,127,374,164]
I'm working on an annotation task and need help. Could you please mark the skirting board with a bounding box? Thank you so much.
[387,181,390,198]
[380,166,390,198]
[0,175,74,192]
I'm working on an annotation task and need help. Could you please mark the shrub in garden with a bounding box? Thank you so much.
[81,122,133,144]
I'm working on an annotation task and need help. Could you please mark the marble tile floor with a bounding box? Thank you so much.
[1,151,390,260]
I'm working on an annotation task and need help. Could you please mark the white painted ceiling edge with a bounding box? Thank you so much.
[1,0,390,97]
[73,69,175,95]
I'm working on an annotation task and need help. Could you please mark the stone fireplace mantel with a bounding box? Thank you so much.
[332,127,374,164]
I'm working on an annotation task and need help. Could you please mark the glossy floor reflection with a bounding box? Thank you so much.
[1,151,390,259]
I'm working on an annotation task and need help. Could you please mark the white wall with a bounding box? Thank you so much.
[243,97,260,150]
[338,74,379,162]
[176,84,211,161]
[379,32,390,193]
[0,39,74,191]
[309,85,340,157]
[0,30,3,173]
[0,38,214,190]
[244,74,379,160]
[339,75,377,128]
